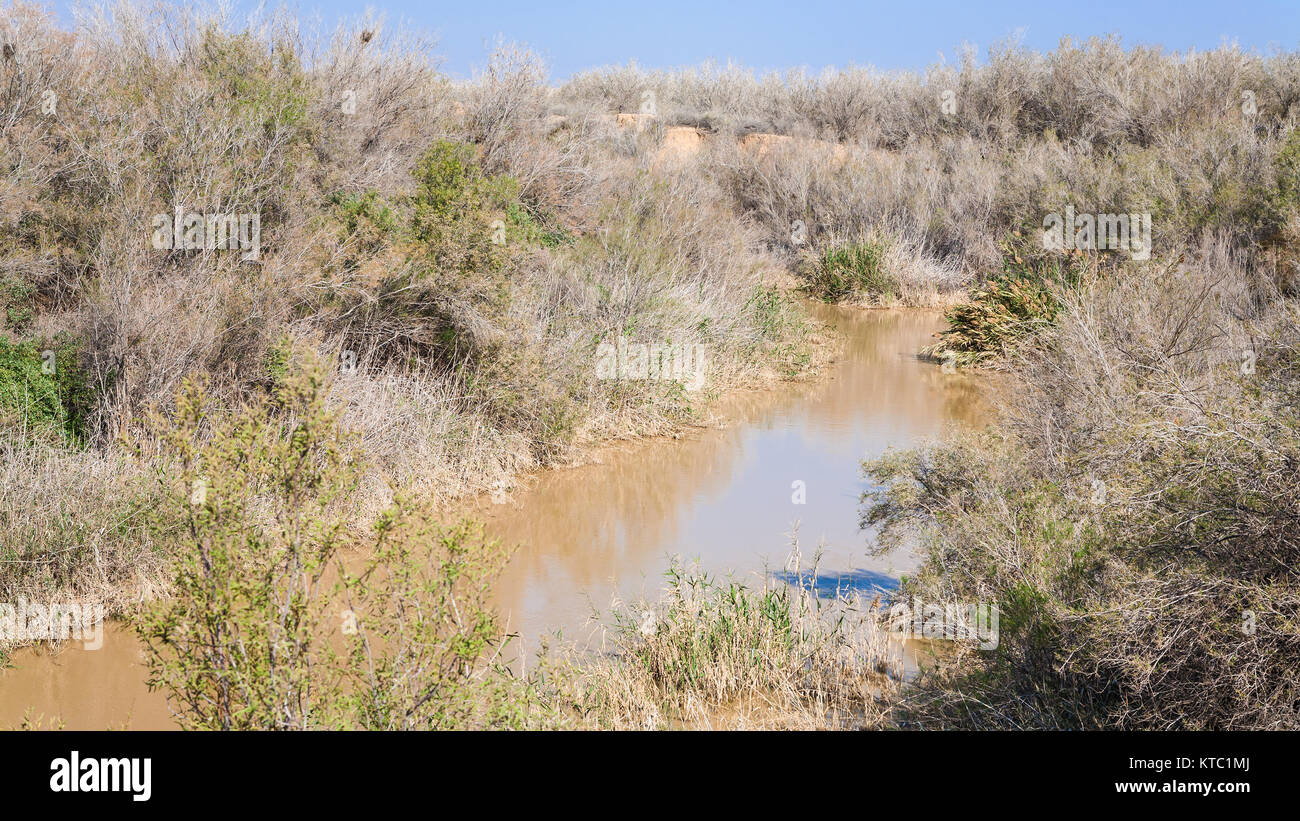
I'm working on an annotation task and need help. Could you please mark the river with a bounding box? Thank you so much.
[0,304,982,729]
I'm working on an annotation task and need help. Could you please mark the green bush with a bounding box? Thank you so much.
[801,240,896,302]
[505,201,572,247]
[135,353,538,729]
[411,139,518,234]
[1,278,36,332]
[0,336,93,444]
[197,29,313,136]
[329,191,401,251]
[261,333,293,392]
[1272,127,1300,221]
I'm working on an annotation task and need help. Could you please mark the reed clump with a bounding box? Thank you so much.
[535,548,900,730]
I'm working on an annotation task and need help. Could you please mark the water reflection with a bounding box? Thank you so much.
[770,568,901,599]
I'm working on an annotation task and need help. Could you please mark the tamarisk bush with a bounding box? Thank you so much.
[135,353,539,729]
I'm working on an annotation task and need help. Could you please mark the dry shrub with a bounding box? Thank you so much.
[0,435,164,654]
[864,246,1300,729]
[561,39,1300,290]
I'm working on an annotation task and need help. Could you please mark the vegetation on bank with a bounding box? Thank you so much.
[0,1,818,653]
[922,234,1089,366]
[533,549,898,729]
[0,336,94,445]
[136,354,540,729]
[4,1,1300,730]
[864,274,1300,729]
[799,239,896,303]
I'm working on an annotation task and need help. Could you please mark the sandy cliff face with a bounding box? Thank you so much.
[656,125,707,162]
[599,111,856,165]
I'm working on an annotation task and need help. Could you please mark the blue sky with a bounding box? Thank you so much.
[52,0,1300,79]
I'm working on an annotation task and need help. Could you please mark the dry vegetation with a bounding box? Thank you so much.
[0,0,816,652]
[558,33,1300,729]
[864,248,1300,729]
[3,0,1300,729]
[558,42,1300,307]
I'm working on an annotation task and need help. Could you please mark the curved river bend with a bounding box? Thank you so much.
[0,305,983,729]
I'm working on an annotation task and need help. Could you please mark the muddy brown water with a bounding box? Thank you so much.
[0,305,983,729]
